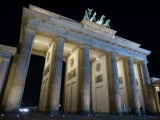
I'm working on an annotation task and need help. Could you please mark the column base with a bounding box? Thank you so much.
[81,111,93,116]
[117,111,122,116]
[136,112,142,117]
[111,110,122,116]
[48,111,62,117]
[6,109,20,113]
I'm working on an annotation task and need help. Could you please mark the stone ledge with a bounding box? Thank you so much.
[81,19,117,38]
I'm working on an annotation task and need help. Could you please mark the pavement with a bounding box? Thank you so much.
[0,113,160,120]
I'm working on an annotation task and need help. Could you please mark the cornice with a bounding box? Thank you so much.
[0,50,12,60]
[0,44,17,56]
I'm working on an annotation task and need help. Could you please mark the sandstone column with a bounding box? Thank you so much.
[81,44,91,115]
[111,52,122,115]
[0,60,10,98]
[142,61,156,112]
[128,57,141,116]
[49,38,65,115]
[6,28,35,111]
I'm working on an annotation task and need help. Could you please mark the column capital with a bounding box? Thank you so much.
[142,61,148,64]
[128,57,133,61]
[111,52,117,58]
[83,44,90,49]
[111,52,116,54]
[54,37,65,42]
[24,28,35,35]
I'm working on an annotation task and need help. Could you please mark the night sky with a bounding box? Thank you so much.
[1,1,160,107]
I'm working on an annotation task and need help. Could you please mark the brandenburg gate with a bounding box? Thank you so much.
[0,5,159,116]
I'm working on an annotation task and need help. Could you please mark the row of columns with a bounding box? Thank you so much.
[2,28,155,115]
[111,53,141,115]
[111,53,156,116]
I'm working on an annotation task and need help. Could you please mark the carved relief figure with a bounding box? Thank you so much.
[103,19,111,28]
[90,12,97,22]
[96,15,105,25]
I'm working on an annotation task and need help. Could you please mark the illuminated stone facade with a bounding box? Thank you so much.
[0,5,159,116]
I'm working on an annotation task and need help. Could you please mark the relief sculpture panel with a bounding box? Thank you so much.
[68,68,76,80]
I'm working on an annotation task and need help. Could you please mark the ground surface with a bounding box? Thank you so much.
[0,113,160,120]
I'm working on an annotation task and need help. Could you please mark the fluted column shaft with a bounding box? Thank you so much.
[142,61,156,112]
[49,38,65,114]
[6,28,35,111]
[0,60,10,98]
[128,57,141,116]
[111,52,122,115]
[81,44,90,114]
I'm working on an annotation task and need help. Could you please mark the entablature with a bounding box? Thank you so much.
[21,5,151,62]
[25,18,147,61]
[23,6,151,55]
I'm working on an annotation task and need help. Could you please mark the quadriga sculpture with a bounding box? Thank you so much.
[83,8,111,28]
[83,8,93,20]
[103,19,111,28]
[90,12,97,22]
[96,15,105,25]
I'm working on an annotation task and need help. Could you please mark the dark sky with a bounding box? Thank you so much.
[1,0,160,106]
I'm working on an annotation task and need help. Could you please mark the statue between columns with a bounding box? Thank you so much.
[83,8,111,28]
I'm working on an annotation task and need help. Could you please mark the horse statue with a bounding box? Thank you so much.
[103,19,111,28]
[83,8,93,20]
[90,12,97,22]
[96,15,105,25]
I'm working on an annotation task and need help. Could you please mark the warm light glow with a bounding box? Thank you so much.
[155,87,160,90]
[96,57,99,60]
[71,51,73,54]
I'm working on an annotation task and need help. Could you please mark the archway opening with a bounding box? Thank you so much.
[158,91,160,102]
[59,61,66,113]
[21,55,45,108]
